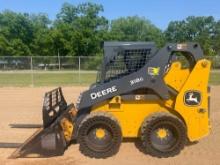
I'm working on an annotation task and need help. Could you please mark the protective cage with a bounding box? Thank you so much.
[96,42,156,83]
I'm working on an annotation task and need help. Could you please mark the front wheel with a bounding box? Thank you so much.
[77,112,122,158]
[141,112,186,157]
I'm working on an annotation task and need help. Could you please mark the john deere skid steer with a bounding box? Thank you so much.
[11,42,211,158]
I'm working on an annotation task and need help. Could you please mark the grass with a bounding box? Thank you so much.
[0,71,97,87]
[209,72,220,85]
[0,70,219,87]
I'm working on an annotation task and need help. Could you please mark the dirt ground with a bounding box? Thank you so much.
[0,86,220,165]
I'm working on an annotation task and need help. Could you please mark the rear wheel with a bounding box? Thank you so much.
[78,112,122,158]
[141,112,186,157]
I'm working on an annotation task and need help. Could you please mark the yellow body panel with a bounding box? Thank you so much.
[164,62,190,91]
[92,100,169,137]
[174,60,211,141]
[91,59,211,142]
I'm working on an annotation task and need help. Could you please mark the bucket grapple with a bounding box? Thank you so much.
[10,42,211,158]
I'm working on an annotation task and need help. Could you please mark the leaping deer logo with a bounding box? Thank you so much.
[186,92,199,104]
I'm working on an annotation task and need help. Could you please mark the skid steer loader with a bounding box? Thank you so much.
[10,42,211,158]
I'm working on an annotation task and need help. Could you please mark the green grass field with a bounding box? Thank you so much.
[0,71,97,87]
[0,70,219,87]
[209,72,220,85]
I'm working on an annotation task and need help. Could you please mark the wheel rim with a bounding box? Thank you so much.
[86,123,113,151]
[150,122,179,152]
[95,128,106,139]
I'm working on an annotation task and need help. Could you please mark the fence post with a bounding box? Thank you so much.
[30,56,34,87]
[58,49,61,70]
[78,56,81,84]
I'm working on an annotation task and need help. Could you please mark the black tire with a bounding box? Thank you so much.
[77,112,122,158]
[141,112,186,158]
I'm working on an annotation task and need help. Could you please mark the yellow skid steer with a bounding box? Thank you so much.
[10,42,211,158]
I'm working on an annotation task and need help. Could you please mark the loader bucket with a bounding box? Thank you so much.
[10,87,77,158]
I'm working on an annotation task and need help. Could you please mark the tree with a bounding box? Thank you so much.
[165,16,217,55]
[109,16,165,46]
[0,35,10,55]
[0,3,219,57]
[0,10,34,56]
[56,2,78,24]
[213,21,220,55]
[54,2,108,56]
[164,20,187,42]
[30,14,54,56]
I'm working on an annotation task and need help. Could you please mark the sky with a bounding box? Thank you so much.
[0,0,219,30]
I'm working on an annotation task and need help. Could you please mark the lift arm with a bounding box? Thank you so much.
[78,43,204,111]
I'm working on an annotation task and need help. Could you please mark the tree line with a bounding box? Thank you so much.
[0,2,219,57]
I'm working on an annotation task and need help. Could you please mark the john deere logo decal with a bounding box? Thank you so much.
[184,91,201,106]
[148,67,160,76]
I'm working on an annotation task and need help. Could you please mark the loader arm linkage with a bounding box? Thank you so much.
[78,43,203,111]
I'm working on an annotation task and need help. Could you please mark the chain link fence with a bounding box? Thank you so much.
[0,56,102,86]
[0,56,219,86]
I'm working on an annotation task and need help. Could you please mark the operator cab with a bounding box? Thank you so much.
[96,42,158,84]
